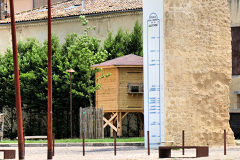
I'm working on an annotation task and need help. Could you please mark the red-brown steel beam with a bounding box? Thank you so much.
[182,130,185,155]
[66,69,75,138]
[70,72,72,138]
[82,132,85,156]
[47,0,53,159]
[224,130,226,155]
[9,0,25,159]
[147,131,150,155]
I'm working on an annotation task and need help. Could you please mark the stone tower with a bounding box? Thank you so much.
[164,0,235,145]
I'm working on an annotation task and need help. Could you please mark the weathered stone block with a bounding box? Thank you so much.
[164,0,235,146]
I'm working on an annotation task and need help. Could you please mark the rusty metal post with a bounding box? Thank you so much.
[70,72,72,138]
[224,130,226,155]
[47,0,53,159]
[147,131,150,155]
[82,132,85,156]
[9,0,25,159]
[67,69,75,139]
[182,130,185,155]
[114,130,116,156]
[52,134,55,156]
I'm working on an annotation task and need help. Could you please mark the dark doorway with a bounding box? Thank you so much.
[230,113,240,139]
[232,27,240,75]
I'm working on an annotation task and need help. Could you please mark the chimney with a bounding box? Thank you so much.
[81,0,85,11]
[0,0,8,20]
[0,0,3,19]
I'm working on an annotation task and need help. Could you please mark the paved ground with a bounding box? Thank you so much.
[1,146,240,160]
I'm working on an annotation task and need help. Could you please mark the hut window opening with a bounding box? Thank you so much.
[128,83,143,93]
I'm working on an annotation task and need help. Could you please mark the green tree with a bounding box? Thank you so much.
[128,20,143,56]
[0,49,16,138]
[0,23,107,139]
[0,16,142,139]
[18,39,48,136]
[104,20,143,60]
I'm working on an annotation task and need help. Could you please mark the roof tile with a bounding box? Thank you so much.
[0,0,142,23]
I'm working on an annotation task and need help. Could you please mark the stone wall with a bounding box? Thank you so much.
[164,0,235,146]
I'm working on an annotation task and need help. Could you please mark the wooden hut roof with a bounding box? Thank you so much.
[92,54,143,68]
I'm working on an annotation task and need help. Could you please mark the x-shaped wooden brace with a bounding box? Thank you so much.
[103,113,117,132]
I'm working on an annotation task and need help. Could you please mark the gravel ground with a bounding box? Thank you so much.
[1,146,240,160]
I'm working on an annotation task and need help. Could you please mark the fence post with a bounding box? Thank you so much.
[114,130,116,156]
[101,108,104,138]
[79,107,82,138]
[224,130,226,155]
[182,130,184,155]
[83,132,85,156]
[147,131,150,155]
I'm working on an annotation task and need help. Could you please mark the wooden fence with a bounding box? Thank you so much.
[79,107,104,139]
[0,114,4,141]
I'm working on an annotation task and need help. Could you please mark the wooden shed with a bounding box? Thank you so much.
[92,54,144,136]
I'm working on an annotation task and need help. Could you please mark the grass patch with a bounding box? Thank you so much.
[0,137,144,143]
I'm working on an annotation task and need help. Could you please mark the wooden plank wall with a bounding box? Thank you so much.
[95,68,118,111]
[79,107,103,139]
[118,67,144,111]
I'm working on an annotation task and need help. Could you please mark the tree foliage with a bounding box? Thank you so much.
[0,17,107,138]
[104,20,143,60]
[0,18,142,138]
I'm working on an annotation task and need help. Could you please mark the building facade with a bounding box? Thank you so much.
[229,0,240,138]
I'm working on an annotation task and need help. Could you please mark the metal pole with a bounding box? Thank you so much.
[147,131,150,155]
[224,130,226,155]
[82,132,85,156]
[182,130,185,155]
[9,0,25,159]
[70,72,73,138]
[114,130,116,156]
[47,0,53,159]
[52,134,55,156]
